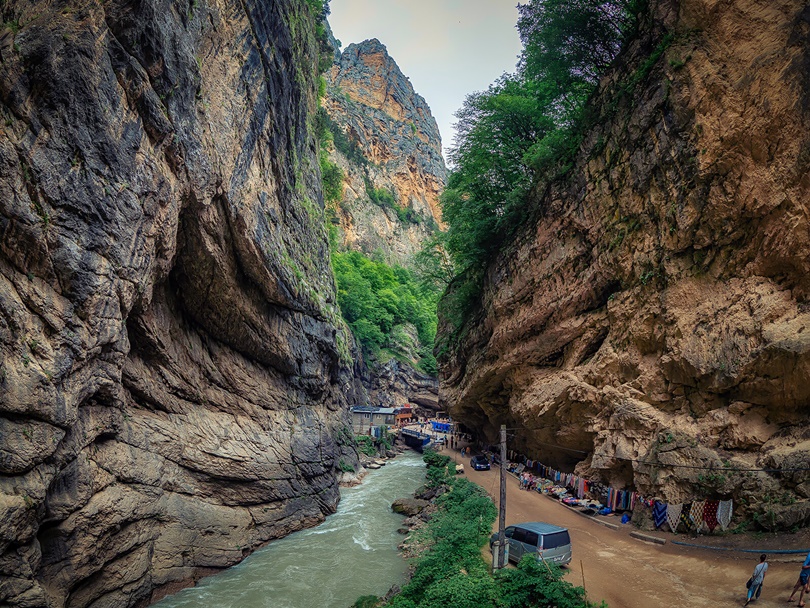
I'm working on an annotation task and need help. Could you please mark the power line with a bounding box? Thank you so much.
[499,432,810,473]
[616,457,810,473]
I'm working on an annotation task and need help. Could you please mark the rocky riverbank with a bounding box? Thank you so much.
[388,453,448,556]
[339,441,415,487]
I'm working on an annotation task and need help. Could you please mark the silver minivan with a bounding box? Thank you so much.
[490,522,572,566]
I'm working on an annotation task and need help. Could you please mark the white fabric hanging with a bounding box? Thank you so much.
[666,503,683,532]
[717,500,733,531]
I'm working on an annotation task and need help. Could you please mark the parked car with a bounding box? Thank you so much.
[489,522,572,566]
[470,455,491,471]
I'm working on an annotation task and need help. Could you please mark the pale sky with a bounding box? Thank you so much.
[328,0,523,161]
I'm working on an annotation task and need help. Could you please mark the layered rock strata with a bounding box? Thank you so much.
[323,38,446,266]
[322,37,442,408]
[440,0,810,529]
[0,1,360,606]
[365,358,439,412]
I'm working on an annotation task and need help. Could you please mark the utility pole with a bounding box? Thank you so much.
[497,423,507,569]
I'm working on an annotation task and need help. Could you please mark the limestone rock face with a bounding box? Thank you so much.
[324,38,446,265]
[365,358,439,412]
[0,1,360,606]
[322,37,442,409]
[439,0,810,529]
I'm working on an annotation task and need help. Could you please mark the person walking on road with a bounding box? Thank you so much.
[744,553,767,605]
[788,551,810,607]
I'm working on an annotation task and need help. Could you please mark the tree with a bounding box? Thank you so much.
[331,251,440,373]
[441,76,550,272]
[439,0,644,276]
[414,234,455,291]
[517,0,640,111]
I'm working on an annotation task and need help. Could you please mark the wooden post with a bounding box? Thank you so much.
[581,559,587,600]
[497,424,507,569]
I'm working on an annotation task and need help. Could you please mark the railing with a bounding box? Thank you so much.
[401,428,431,441]
[401,428,432,450]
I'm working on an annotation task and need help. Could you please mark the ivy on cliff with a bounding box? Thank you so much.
[304,0,334,72]
[363,177,422,225]
[316,107,369,167]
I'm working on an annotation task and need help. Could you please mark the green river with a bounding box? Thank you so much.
[153,451,426,608]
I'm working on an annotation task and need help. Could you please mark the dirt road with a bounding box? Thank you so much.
[447,451,808,608]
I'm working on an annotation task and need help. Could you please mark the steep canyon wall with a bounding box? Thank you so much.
[440,0,810,529]
[324,38,446,266]
[323,38,443,410]
[0,1,360,606]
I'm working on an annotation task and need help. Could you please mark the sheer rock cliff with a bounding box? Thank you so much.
[323,37,442,410]
[0,1,360,606]
[323,38,446,266]
[439,0,810,529]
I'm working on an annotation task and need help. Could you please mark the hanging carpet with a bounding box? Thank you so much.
[652,501,668,529]
[667,503,683,532]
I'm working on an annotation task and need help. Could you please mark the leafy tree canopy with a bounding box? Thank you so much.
[517,0,645,112]
[440,0,645,276]
[442,75,557,272]
[332,251,441,375]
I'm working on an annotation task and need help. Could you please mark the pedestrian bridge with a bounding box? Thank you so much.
[401,428,433,452]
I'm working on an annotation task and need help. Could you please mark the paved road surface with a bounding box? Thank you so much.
[443,449,807,608]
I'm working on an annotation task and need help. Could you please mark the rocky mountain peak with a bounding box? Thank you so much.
[333,39,442,147]
[321,35,443,410]
[323,37,446,264]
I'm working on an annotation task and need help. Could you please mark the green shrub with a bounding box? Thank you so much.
[338,459,355,473]
[364,177,421,224]
[376,451,604,608]
[416,346,437,375]
[437,268,483,337]
[423,449,452,469]
[320,150,344,204]
[332,251,440,372]
[316,108,368,166]
[378,426,394,451]
[355,435,377,457]
[495,556,603,608]
[302,0,334,73]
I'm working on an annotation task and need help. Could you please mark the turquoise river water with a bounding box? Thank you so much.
[153,451,426,608]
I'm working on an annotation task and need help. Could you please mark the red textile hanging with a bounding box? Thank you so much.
[703,500,719,532]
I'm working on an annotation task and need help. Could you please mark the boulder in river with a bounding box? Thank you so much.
[391,498,429,516]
